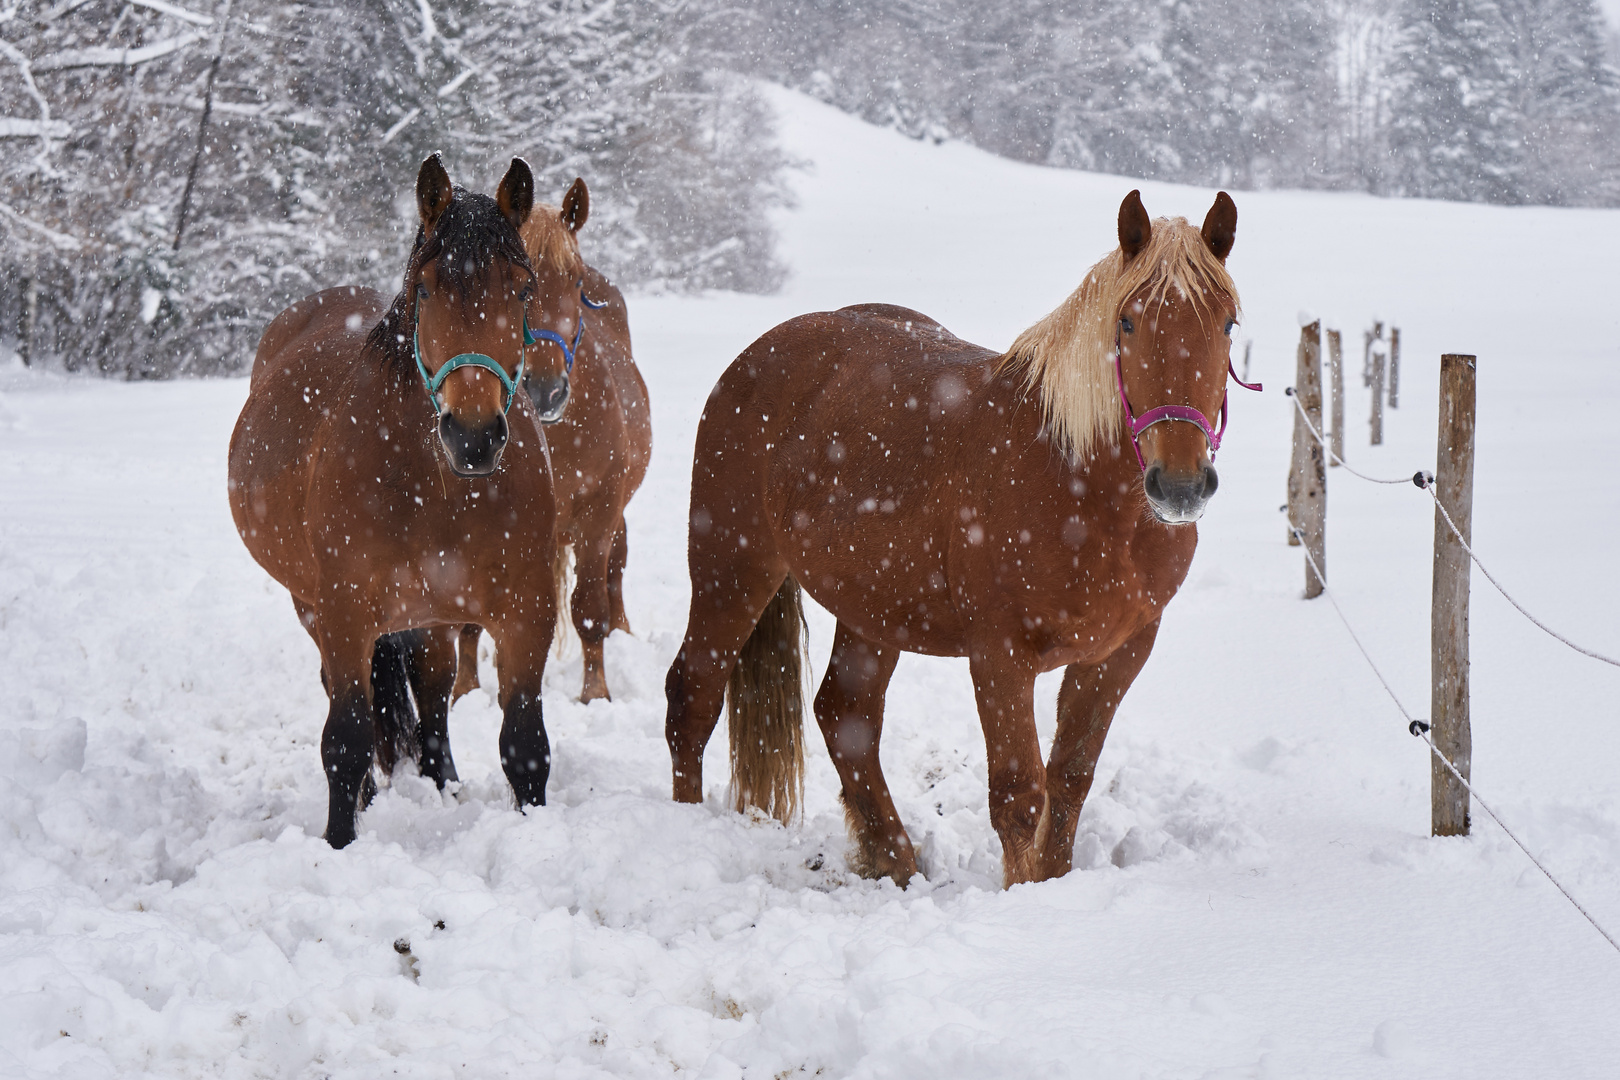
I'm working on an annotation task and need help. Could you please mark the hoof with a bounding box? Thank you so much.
[579,674,611,704]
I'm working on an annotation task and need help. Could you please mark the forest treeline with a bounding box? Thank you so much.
[2,0,1615,377]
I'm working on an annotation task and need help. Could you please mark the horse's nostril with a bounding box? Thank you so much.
[1142,464,1166,503]
[1202,463,1219,497]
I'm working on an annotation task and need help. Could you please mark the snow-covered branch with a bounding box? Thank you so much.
[32,31,205,71]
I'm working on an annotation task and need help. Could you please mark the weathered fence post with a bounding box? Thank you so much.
[1287,320,1326,596]
[1388,327,1400,408]
[1327,329,1344,467]
[1362,320,1382,387]
[1431,354,1476,836]
[1370,349,1386,445]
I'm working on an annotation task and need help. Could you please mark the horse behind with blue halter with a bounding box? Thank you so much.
[451,176,653,706]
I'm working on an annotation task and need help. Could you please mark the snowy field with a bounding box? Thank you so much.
[3,87,1619,1078]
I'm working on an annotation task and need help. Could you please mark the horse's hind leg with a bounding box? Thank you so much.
[406,626,460,789]
[665,559,789,805]
[451,624,482,703]
[813,620,915,886]
[571,513,620,703]
[1039,618,1161,880]
[607,519,631,634]
[370,632,422,781]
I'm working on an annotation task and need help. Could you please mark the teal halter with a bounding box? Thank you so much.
[413,281,606,412]
[413,325,525,414]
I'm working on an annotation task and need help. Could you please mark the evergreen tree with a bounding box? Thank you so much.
[1387,0,1528,202]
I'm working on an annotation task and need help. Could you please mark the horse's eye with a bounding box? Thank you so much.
[416,283,428,300]
[519,286,533,304]
[1224,318,1236,336]
[1119,316,1135,334]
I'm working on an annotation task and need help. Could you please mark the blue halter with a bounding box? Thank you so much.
[414,282,606,410]
[523,283,608,373]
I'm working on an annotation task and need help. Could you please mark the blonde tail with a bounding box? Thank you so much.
[727,578,808,824]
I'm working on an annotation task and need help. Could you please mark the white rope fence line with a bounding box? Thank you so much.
[1291,529,1620,957]
[1286,388,1620,669]
[1285,388,1412,484]
[1424,490,1620,669]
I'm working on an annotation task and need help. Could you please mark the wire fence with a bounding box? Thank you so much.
[1287,389,1619,667]
[1283,387,1620,958]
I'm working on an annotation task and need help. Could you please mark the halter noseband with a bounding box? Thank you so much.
[1113,325,1262,472]
[413,280,606,413]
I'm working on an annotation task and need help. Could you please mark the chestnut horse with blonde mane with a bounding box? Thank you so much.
[229,155,577,847]
[453,178,652,704]
[665,190,1250,887]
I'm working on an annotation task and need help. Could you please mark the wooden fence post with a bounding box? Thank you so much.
[1287,320,1326,595]
[1431,354,1476,836]
[1370,349,1385,445]
[1388,327,1400,408]
[1362,320,1382,387]
[1327,329,1344,467]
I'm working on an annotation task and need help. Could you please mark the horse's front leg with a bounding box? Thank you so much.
[489,610,556,808]
[968,648,1047,888]
[1039,617,1161,880]
[314,607,381,849]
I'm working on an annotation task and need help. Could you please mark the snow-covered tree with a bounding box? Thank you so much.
[0,0,787,376]
[1387,0,1528,202]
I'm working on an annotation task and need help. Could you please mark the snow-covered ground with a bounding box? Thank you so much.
[3,87,1619,1078]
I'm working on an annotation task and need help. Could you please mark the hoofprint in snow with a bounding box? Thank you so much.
[2,87,1618,1078]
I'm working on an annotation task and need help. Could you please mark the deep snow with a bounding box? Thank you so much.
[1,87,1618,1078]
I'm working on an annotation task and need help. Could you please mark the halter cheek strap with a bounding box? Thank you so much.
[1114,327,1263,472]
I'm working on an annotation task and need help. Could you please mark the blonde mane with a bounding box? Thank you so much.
[1000,217,1241,462]
[520,204,584,275]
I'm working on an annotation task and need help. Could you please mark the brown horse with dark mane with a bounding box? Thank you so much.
[665,190,1248,887]
[453,178,652,704]
[229,154,575,847]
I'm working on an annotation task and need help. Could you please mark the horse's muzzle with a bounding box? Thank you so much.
[527,372,570,424]
[438,410,509,476]
[1143,461,1218,524]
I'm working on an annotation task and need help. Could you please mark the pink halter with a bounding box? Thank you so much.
[1114,328,1262,471]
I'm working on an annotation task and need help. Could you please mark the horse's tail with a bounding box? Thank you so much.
[370,631,422,777]
[552,541,574,657]
[727,577,808,824]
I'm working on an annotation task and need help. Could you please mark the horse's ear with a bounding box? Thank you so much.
[497,157,534,230]
[417,152,453,232]
[1118,189,1151,261]
[1202,191,1237,263]
[560,177,589,234]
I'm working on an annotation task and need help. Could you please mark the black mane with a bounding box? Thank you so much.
[367,186,533,373]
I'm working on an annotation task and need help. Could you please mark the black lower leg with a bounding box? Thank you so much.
[499,689,550,807]
[406,632,459,789]
[322,687,375,848]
